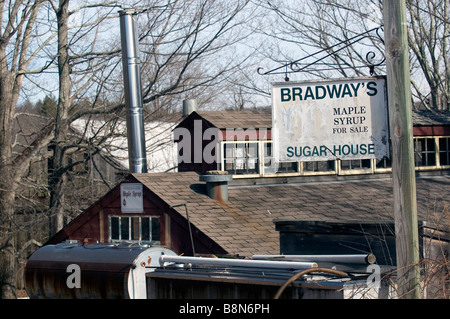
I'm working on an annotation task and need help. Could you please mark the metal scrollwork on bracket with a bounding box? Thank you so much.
[257,63,291,81]
[365,27,385,76]
[258,26,385,80]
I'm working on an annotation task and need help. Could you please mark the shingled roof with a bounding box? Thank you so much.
[412,109,450,126]
[132,172,449,257]
[176,109,273,130]
[202,109,272,129]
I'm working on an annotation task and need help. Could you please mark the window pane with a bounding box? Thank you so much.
[278,162,298,173]
[131,217,140,241]
[427,153,436,166]
[225,143,235,158]
[235,143,246,170]
[361,159,371,168]
[142,217,150,241]
[304,160,335,172]
[376,157,392,169]
[341,159,371,170]
[224,144,236,173]
[414,139,423,165]
[152,218,161,242]
[223,142,259,175]
[263,143,275,173]
[247,143,258,170]
[414,138,436,166]
[110,217,119,240]
[427,139,436,165]
[121,217,129,240]
[439,138,450,165]
[319,160,335,171]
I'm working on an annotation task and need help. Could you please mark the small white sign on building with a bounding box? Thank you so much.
[272,76,389,162]
[121,183,144,213]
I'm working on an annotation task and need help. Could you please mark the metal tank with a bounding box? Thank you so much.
[24,242,176,299]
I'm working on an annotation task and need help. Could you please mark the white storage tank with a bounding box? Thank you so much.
[25,242,176,299]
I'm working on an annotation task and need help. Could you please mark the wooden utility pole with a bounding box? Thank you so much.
[383,0,421,299]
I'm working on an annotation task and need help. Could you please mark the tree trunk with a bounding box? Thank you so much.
[0,0,45,298]
[0,115,17,298]
[49,0,71,236]
[0,47,17,300]
[0,192,17,299]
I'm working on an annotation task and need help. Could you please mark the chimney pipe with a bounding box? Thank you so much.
[199,171,232,202]
[119,10,147,173]
[182,99,198,118]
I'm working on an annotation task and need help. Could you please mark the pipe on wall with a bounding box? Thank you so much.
[252,254,376,265]
[119,9,148,173]
[159,255,317,270]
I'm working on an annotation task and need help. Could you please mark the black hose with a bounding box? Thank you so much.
[274,267,349,299]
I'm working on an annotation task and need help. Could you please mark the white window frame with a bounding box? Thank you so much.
[221,141,260,177]
[414,137,437,169]
[108,215,160,244]
[219,136,449,178]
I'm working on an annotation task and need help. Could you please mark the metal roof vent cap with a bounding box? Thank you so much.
[199,170,232,202]
[182,99,198,118]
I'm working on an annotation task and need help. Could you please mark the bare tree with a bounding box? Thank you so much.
[0,0,52,299]
[45,0,254,234]
[255,0,449,110]
[1,0,255,297]
[407,0,449,110]
[46,0,123,236]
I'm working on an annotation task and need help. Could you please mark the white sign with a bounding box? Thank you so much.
[120,183,143,213]
[272,77,389,162]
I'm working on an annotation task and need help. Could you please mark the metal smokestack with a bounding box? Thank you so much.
[199,171,232,202]
[119,9,147,173]
[182,99,198,117]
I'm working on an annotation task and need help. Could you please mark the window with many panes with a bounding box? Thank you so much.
[109,215,160,244]
[375,157,392,170]
[223,142,259,175]
[263,142,298,174]
[220,137,449,178]
[414,138,436,166]
[303,160,336,173]
[340,159,372,171]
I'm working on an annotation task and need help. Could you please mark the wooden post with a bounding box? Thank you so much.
[383,0,421,299]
